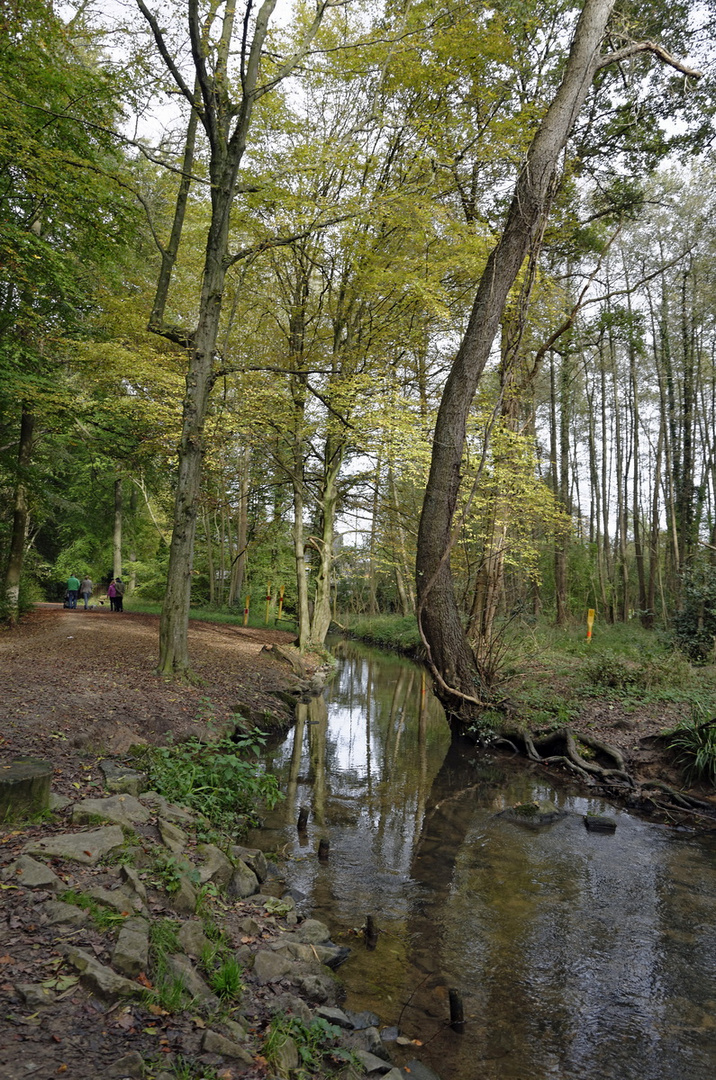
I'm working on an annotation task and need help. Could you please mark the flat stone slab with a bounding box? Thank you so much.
[1,855,62,891]
[584,814,617,833]
[139,791,195,825]
[112,917,150,977]
[0,758,52,820]
[195,842,233,887]
[71,794,151,828]
[201,1030,253,1064]
[158,818,188,854]
[24,825,125,865]
[64,947,143,1000]
[100,761,148,797]
[42,901,91,927]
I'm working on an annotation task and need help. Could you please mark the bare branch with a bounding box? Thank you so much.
[597,40,702,78]
[135,1,200,110]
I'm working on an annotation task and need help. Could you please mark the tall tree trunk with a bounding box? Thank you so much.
[113,477,123,581]
[3,406,34,622]
[416,0,619,721]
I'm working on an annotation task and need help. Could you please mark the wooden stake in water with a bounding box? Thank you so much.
[449,988,465,1033]
[317,838,330,861]
[297,806,309,832]
[364,915,378,950]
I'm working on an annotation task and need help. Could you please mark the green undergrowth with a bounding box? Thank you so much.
[133,730,284,834]
[668,707,716,787]
[264,1014,358,1078]
[123,597,297,634]
[335,614,421,653]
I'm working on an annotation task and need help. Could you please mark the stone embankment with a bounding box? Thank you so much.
[0,767,440,1080]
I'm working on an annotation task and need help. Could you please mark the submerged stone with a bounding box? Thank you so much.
[584,814,617,833]
[497,800,564,828]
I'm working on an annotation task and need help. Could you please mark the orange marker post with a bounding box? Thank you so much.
[587,608,595,641]
[243,595,250,627]
[265,582,272,625]
[278,585,285,621]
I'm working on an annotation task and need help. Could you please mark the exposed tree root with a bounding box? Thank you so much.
[502,726,716,826]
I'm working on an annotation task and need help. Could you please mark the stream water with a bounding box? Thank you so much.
[249,639,716,1080]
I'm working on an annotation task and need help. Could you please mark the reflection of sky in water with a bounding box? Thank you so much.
[253,642,716,1080]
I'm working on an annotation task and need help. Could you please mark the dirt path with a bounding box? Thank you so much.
[0,606,304,796]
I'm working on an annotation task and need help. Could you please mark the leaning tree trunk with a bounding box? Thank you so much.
[416,0,618,723]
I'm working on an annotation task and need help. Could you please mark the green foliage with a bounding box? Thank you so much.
[263,1014,351,1078]
[142,732,283,832]
[338,614,421,654]
[148,853,199,896]
[58,889,127,931]
[206,953,244,1003]
[668,711,716,788]
[673,564,716,663]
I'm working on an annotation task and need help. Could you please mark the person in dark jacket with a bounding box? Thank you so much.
[114,577,125,612]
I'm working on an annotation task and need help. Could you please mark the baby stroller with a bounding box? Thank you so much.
[62,591,72,609]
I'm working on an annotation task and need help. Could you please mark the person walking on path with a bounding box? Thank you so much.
[66,574,80,609]
[107,579,117,611]
[79,576,93,610]
[114,577,125,612]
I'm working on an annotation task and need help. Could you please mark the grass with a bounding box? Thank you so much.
[336,613,421,653]
[263,1014,352,1077]
[668,707,716,787]
[122,597,297,633]
[58,889,128,931]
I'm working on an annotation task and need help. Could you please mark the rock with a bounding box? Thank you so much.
[264,992,312,1024]
[498,800,564,828]
[292,918,332,944]
[71,794,151,828]
[401,1060,443,1080]
[201,1030,254,1065]
[1,855,62,891]
[342,1026,390,1061]
[236,916,261,937]
[228,860,259,899]
[196,842,233,887]
[140,791,195,825]
[317,1002,356,1028]
[352,1050,394,1074]
[293,972,337,1004]
[49,793,72,812]
[120,865,148,903]
[168,874,198,915]
[158,818,188,854]
[584,814,618,833]
[100,761,148,798]
[230,844,268,883]
[165,954,218,1008]
[107,1050,145,1078]
[223,1017,250,1041]
[41,901,91,928]
[380,1071,405,1080]
[15,983,56,1007]
[86,885,140,915]
[177,920,212,959]
[24,825,125,865]
[316,1005,353,1029]
[345,1010,381,1030]
[0,758,52,820]
[252,949,295,985]
[64,947,143,1000]
[268,1034,300,1074]
[112,917,150,977]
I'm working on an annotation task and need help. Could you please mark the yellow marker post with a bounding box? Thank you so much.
[243,595,250,627]
[277,585,285,621]
[587,608,595,641]
[265,582,272,625]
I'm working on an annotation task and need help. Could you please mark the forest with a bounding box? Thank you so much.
[2,0,716,721]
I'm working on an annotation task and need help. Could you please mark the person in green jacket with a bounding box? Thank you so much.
[66,574,80,609]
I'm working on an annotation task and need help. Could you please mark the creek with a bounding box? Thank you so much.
[249,639,716,1080]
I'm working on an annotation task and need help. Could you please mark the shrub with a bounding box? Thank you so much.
[668,713,716,788]
[672,564,716,663]
[142,732,283,832]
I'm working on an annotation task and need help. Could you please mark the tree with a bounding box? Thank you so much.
[134,0,338,675]
[415,0,701,725]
